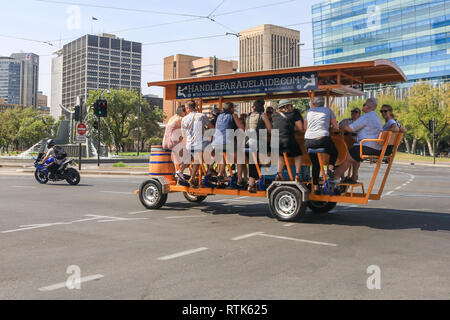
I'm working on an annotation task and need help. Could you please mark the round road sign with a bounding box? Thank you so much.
[77,123,87,135]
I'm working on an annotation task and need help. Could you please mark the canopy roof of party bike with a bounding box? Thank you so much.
[148,59,407,104]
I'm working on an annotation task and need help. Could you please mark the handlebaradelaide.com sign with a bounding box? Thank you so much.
[176,71,318,99]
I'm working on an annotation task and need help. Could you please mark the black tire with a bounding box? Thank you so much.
[269,186,307,222]
[139,179,168,209]
[34,170,48,184]
[308,201,337,214]
[65,168,81,185]
[183,192,207,203]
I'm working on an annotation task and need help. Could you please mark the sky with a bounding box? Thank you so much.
[0,0,324,105]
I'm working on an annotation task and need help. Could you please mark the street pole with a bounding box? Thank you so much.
[137,90,141,156]
[97,115,101,167]
[432,117,436,165]
[79,97,83,171]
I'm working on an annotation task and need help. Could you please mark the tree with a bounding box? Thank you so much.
[407,83,449,155]
[86,89,165,154]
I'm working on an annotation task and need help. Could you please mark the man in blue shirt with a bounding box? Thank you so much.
[334,98,383,183]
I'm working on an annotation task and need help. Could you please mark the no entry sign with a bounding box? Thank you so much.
[77,123,87,135]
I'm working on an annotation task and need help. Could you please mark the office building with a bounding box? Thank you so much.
[162,54,238,120]
[10,53,39,107]
[143,94,163,110]
[0,57,21,105]
[50,49,63,120]
[37,91,48,108]
[238,24,301,114]
[312,0,450,83]
[61,33,142,109]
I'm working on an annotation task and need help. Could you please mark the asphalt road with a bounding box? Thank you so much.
[0,163,449,300]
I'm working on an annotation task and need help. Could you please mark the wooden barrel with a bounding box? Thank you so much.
[149,145,175,181]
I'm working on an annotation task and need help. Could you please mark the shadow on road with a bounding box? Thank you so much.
[42,183,93,187]
[162,200,450,231]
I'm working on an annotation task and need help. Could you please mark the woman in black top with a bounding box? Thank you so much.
[271,99,304,182]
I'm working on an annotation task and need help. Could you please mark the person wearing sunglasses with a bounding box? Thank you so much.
[380,104,407,156]
[334,98,383,184]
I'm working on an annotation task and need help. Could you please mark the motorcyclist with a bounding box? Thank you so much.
[40,139,64,178]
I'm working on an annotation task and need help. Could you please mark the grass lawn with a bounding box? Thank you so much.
[394,152,450,163]
[117,152,150,157]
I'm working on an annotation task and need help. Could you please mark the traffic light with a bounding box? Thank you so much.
[94,99,107,117]
[74,105,81,122]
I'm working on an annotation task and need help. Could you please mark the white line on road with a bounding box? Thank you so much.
[283,223,295,227]
[128,210,153,215]
[12,186,36,188]
[157,247,208,261]
[39,274,104,292]
[231,232,264,241]
[166,215,205,219]
[100,191,134,195]
[259,233,338,247]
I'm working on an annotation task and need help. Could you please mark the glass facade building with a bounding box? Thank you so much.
[0,57,21,105]
[312,0,450,83]
[62,34,142,108]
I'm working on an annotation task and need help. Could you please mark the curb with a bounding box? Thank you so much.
[15,169,148,176]
[393,161,450,168]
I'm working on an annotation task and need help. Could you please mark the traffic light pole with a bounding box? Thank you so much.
[97,114,101,167]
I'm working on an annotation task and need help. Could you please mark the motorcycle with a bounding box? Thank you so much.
[33,153,81,185]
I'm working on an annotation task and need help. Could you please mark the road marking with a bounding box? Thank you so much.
[395,186,402,190]
[128,210,153,215]
[391,193,450,199]
[157,247,208,261]
[231,232,264,241]
[2,215,148,233]
[259,233,338,247]
[166,215,205,219]
[283,223,295,227]
[12,186,35,189]
[39,274,104,292]
[100,191,134,195]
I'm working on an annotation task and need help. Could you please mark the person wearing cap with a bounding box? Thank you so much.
[334,97,383,183]
[304,96,339,195]
[271,99,304,182]
[246,99,272,193]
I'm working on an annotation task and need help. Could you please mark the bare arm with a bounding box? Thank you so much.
[262,113,272,131]
[303,120,308,132]
[389,123,400,132]
[295,120,304,133]
[233,114,245,131]
[331,118,339,133]
[343,125,353,133]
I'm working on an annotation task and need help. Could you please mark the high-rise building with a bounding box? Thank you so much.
[61,33,142,109]
[312,0,450,83]
[162,54,238,120]
[238,24,301,114]
[50,49,63,120]
[239,24,301,72]
[0,57,21,105]
[10,53,39,107]
[37,91,48,107]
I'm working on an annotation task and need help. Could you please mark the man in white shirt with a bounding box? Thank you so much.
[334,98,383,183]
[181,100,214,187]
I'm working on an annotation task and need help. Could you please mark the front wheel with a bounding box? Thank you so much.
[65,168,80,185]
[269,186,307,222]
[308,201,337,214]
[183,192,207,203]
[139,179,168,209]
[34,170,48,184]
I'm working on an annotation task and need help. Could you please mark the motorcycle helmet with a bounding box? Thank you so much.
[47,139,56,149]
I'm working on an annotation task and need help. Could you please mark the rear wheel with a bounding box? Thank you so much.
[65,168,80,185]
[269,186,307,221]
[183,192,207,203]
[308,201,337,214]
[34,170,48,184]
[139,179,168,209]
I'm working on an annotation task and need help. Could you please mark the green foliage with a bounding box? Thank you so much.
[112,161,127,167]
[86,89,164,154]
[0,107,57,153]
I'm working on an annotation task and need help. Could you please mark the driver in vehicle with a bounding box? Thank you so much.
[40,139,64,178]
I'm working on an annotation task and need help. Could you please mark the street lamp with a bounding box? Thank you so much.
[289,41,305,67]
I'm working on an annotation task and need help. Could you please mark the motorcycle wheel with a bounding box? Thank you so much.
[34,170,48,184]
[65,168,80,185]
